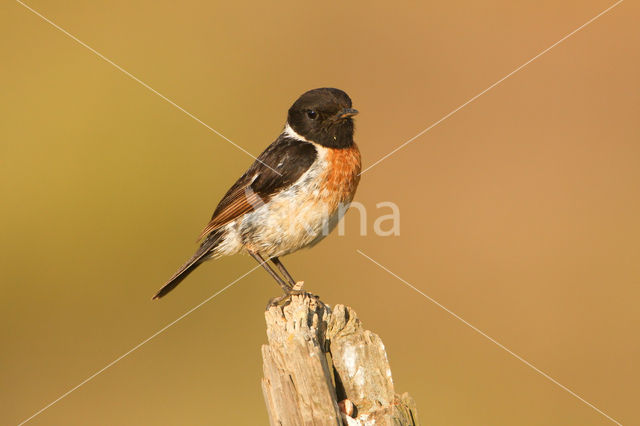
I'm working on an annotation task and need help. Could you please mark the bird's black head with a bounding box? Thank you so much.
[286,88,357,149]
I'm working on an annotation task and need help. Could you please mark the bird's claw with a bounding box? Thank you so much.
[265,288,320,310]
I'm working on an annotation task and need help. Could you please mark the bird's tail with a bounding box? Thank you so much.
[152,231,222,300]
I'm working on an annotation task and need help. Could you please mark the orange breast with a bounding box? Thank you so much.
[322,144,361,211]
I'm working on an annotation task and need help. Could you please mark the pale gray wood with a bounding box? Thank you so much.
[261,294,342,426]
[262,293,419,425]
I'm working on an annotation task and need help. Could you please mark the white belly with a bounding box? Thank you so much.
[239,191,341,257]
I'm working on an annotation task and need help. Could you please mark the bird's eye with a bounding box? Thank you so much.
[306,110,318,120]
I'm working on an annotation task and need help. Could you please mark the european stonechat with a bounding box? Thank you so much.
[153,88,360,299]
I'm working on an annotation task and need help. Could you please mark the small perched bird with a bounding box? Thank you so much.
[153,88,361,300]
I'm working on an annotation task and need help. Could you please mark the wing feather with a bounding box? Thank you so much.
[197,136,317,240]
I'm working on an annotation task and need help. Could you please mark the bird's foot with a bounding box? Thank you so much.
[265,294,288,309]
[265,287,320,310]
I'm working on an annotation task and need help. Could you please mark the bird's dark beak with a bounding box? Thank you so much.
[338,108,359,119]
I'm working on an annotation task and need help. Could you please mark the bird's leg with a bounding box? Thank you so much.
[270,257,297,288]
[270,256,319,308]
[248,250,291,293]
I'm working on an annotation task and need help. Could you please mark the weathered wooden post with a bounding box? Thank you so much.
[261,293,420,425]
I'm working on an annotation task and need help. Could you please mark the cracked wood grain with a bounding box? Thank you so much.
[261,293,419,426]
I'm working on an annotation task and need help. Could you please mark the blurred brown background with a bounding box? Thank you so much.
[1,0,638,424]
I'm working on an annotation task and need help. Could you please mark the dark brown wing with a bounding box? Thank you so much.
[198,135,317,240]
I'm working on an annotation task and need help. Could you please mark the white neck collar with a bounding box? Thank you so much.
[282,123,311,143]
